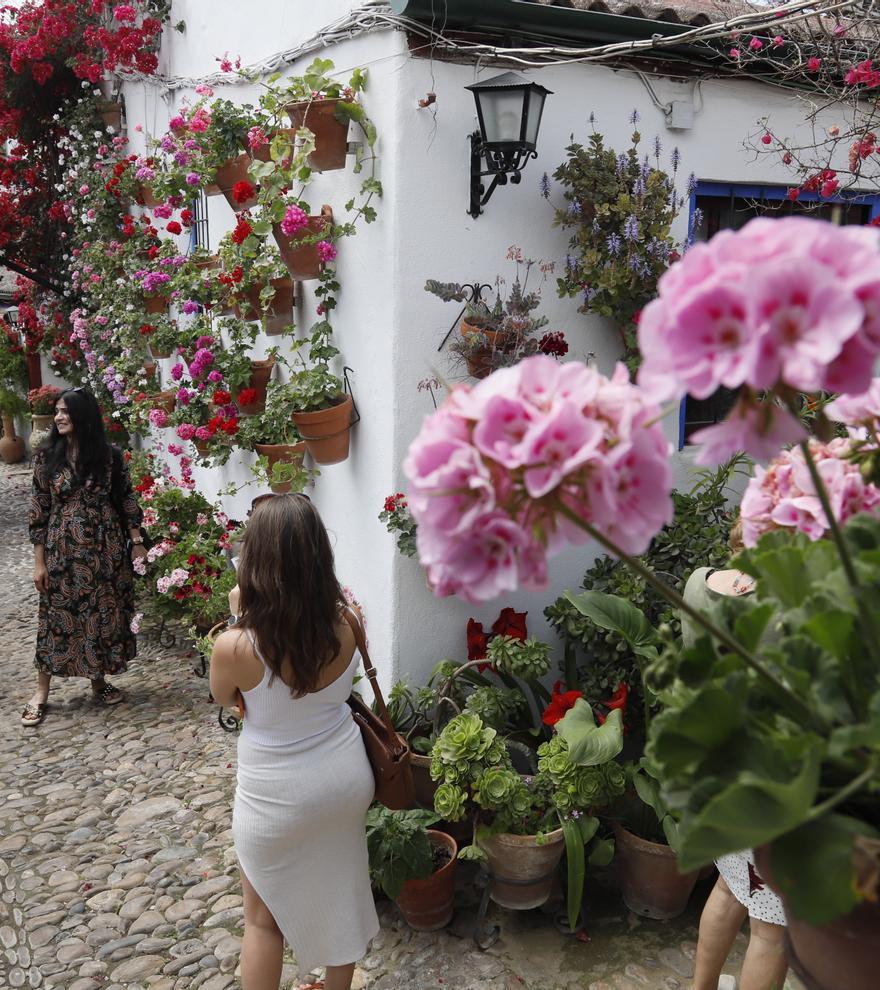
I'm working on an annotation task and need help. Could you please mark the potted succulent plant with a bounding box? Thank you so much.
[366,806,458,931]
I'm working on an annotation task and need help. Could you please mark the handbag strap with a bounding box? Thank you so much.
[343,607,395,733]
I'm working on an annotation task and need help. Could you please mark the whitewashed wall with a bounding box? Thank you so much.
[110,5,847,691]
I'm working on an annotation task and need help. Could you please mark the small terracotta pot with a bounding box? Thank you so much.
[612,824,698,920]
[144,295,169,315]
[237,357,276,415]
[194,254,221,272]
[192,438,212,458]
[149,390,177,415]
[253,441,307,494]
[248,128,296,164]
[99,101,123,131]
[272,205,333,281]
[291,393,353,465]
[459,320,516,380]
[213,154,257,210]
[479,829,565,910]
[285,98,350,171]
[136,183,161,209]
[148,343,173,360]
[142,360,158,382]
[395,831,458,932]
[235,278,295,334]
[0,414,25,464]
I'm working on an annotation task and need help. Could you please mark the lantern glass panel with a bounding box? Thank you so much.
[479,89,526,144]
[524,89,546,147]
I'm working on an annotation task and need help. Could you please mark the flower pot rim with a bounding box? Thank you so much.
[480,827,565,849]
[612,822,683,861]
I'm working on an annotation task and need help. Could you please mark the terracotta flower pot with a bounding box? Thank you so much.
[291,393,353,465]
[99,101,123,132]
[235,278,295,335]
[213,154,258,210]
[459,320,516,380]
[238,357,276,415]
[0,414,25,464]
[253,441,307,494]
[479,828,565,910]
[144,294,169,315]
[248,128,296,164]
[272,205,333,281]
[194,254,221,272]
[149,390,177,415]
[754,844,880,990]
[148,343,173,360]
[136,183,161,209]
[284,98,350,171]
[395,831,458,932]
[612,824,698,920]
[29,413,55,451]
[142,360,158,382]
[193,438,212,458]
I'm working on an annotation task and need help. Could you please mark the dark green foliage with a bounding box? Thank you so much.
[365,806,439,900]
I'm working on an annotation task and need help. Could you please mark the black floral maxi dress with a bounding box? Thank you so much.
[28,449,143,677]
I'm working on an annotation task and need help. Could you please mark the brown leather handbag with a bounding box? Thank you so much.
[344,610,415,810]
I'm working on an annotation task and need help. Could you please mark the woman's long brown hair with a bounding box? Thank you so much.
[236,495,345,696]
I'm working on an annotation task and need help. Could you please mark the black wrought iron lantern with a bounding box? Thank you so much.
[466,72,552,219]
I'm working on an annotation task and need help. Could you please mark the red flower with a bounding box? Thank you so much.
[212,390,232,406]
[603,681,629,711]
[220,417,239,436]
[134,474,155,493]
[166,220,182,235]
[538,331,568,358]
[491,607,527,641]
[236,387,258,407]
[542,681,583,726]
[231,216,252,244]
[383,492,407,512]
[138,323,155,336]
[466,618,489,662]
[232,181,256,204]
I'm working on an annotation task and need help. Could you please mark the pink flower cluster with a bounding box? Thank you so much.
[403,356,673,602]
[317,240,337,263]
[638,217,880,461]
[156,567,189,594]
[741,439,880,546]
[280,204,308,236]
[826,378,880,430]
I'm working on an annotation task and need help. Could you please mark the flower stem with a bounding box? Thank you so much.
[553,500,822,729]
[806,763,876,822]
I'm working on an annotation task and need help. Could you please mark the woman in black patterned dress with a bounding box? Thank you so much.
[22,388,146,726]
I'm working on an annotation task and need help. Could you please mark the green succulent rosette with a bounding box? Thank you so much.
[433,782,466,822]
[487,636,552,680]
[463,685,526,729]
[473,766,522,811]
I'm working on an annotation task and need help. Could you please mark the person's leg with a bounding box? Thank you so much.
[240,868,284,990]
[739,917,788,990]
[91,677,123,704]
[692,876,749,990]
[323,963,355,990]
[29,671,51,705]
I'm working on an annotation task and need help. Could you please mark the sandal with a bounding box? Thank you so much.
[92,682,124,706]
[21,702,46,726]
[294,984,324,990]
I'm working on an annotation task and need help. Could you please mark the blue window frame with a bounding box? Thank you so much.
[678,181,880,448]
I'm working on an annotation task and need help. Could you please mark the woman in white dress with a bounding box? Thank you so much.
[210,493,378,990]
[682,520,788,990]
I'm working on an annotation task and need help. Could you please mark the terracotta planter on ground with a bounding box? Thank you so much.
[272,205,333,281]
[253,441,307,494]
[612,825,698,920]
[235,278,295,334]
[29,414,55,451]
[0,414,25,464]
[291,393,353,465]
[238,357,276,415]
[479,828,565,910]
[144,295,169,315]
[395,831,458,932]
[410,754,438,809]
[285,98,350,171]
[213,154,258,210]
[754,844,880,990]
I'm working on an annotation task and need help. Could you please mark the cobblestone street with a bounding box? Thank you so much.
[0,463,800,990]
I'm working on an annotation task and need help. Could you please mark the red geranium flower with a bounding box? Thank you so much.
[231,216,252,244]
[491,607,527,641]
[236,387,258,407]
[166,220,182,235]
[542,680,583,726]
[220,417,239,436]
[232,180,256,204]
[466,618,489,662]
[138,324,155,336]
[212,390,232,406]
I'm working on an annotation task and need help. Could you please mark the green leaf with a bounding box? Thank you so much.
[768,815,867,924]
[562,817,585,932]
[732,602,774,653]
[587,836,615,866]
[746,543,812,608]
[802,610,855,662]
[556,700,624,766]
[563,590,656,649]
[676,742,823,871]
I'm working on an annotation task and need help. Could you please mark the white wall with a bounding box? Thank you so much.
[114,7,844,691]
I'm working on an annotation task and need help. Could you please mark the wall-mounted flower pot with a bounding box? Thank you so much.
[272,205,333,281]
[212,154,257,210]
[99,100,123,132]
[285,98,350,171]
[148,343,173,359]
[143,360,158,382]
[395,831,458,932]
[144,295,169,315]
[194,254,221,272]
[291,392,352,465]
[612,824,698,921]
[248,128,296,164]
[235,278,295,335]
[136,183,161,209]
[479,828,565,910]
[459,320,516,380]
[149,390,177,414]
[193,438,212,458]
[253,441,307,494]
[0,414,25,464]
[410,754,438,809]
[237,357,276,415]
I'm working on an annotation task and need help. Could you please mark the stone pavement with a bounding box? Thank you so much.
[0,462,802,990]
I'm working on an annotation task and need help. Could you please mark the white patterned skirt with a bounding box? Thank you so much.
[716,851,786,925]
[233,717,379,974]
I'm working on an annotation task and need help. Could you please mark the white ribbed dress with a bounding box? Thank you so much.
[232,633,379,974]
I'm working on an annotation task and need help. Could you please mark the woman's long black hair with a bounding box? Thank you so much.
[42,387,112,481]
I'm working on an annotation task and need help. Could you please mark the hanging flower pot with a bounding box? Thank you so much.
[237,357,276,415]
[253,441,307,494]
[193,438,213,458]
[194,254,221,272]
[459,320,516,380]
[284,98,350,171]
[0,414,25,465]
[248,128,296,164]
[272,205,333,281]
[144,294,169,315]
[212,154,256,210]
[291,392,353,465]
[142,359,158,382]
[148,390,177,414]
[235,278,295,334]
[98,100,123,132]
[135,182,161,209]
